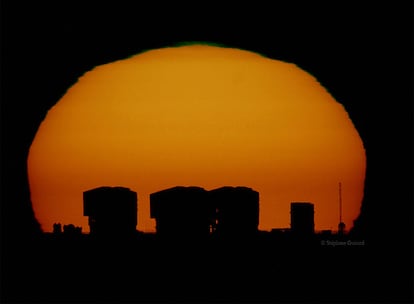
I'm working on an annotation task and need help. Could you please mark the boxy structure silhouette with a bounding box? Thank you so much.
[290,202,315,236]
[150,186,214,239]
[209,186,259,238]
[83,186,137,237]
[150,186,259,239]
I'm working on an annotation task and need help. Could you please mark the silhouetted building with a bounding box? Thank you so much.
[83,186,137,237]
[290,202,314,236]
[209,186,259,237]
[338,222,346,235]
[270,228,291,234]
[338,182,346,235]
[53,223,62,234]
[321,229,332,236]
[63,224,82,235]
[150,186,214,238]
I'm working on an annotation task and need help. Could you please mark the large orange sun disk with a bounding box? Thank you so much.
[27,45,366,233]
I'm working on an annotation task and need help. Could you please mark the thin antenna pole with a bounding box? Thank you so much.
[339,182,342,223]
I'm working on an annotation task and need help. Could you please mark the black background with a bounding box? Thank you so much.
[1,1,413,302]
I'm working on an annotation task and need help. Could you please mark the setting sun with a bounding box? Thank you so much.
[27,44,366,233]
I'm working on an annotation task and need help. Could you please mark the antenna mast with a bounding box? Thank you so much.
[339,182,342,223]
[338,182,345,234]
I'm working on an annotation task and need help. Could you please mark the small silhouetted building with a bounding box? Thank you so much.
[53,223,62,234]
[83,186,137,237]
[290,202,314,236]
[63,224,82,235]
[150,186,214,238]
[338,221,346,235]
[209,186,259,237]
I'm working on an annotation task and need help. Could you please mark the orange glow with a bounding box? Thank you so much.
[27,45,366,233]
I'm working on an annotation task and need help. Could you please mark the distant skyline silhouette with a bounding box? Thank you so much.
[47,185,351,240]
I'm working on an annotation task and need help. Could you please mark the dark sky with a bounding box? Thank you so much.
[2,1,413,244]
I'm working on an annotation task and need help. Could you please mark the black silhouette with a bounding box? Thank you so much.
[150,186,213,239]
[209,186,259,238]
[4,184,372,302]
[53,222,62,234]
[83,186,137,238]
[290,202,315,236]
[150,186,260,240]
[63,224,82,235]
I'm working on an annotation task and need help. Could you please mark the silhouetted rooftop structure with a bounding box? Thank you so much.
[290,202,315,236]
[150,186,260,239]
[150,186,214,238]
[209,186,259,237]
[63,224,82,235]
[83,186,137,238]
[53,223,62,234]
[338,222,346,235]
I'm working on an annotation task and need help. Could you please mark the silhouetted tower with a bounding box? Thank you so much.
[150,186,214,239]
[83,186,137,238]
[338,182,346,235]
[209,186,259,237]
[290,202,314,236]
